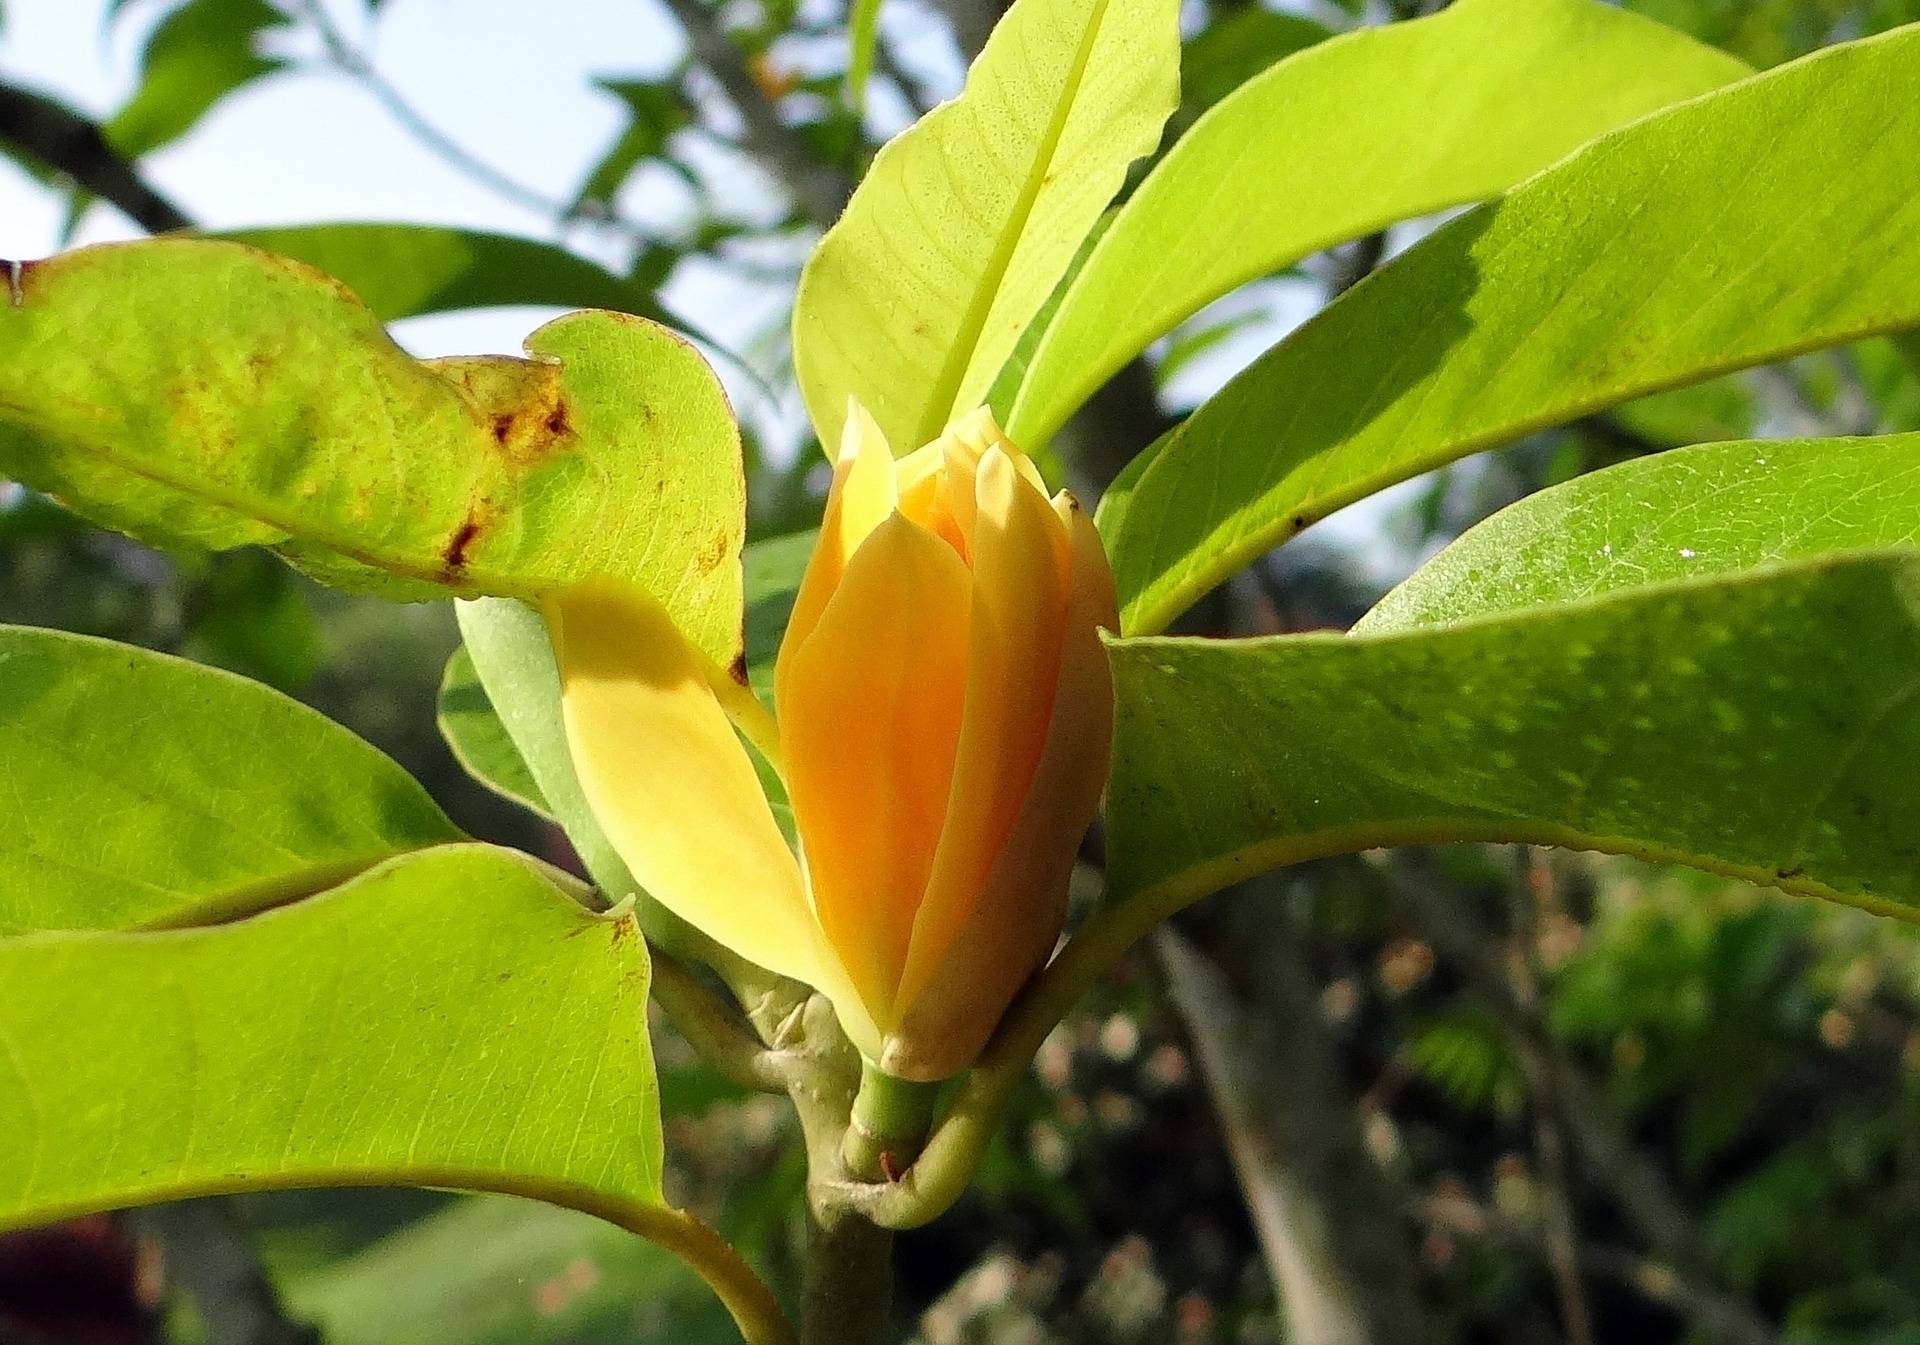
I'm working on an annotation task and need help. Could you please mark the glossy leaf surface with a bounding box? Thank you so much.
[1100,27,1920,634]
[1010,0,1749,447]
[1361,433,1920,630]
[1107,552,1920,921]
[0,846,663,1227]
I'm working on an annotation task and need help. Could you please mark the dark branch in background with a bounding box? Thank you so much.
[0,81,189,234]
[1392,860,1780,1345]
[1157,889,1438,1345]
[1505,851,1595,1345]
[654,0,855,228]
[133,1201,320,1345]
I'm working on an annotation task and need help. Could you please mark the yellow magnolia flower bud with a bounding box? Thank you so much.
[545,401,1115,1081]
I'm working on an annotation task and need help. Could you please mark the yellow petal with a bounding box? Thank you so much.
[546,578,819,987]
[778,512,973,1020]
[895,447,1070,1015]
[781,398,898,666]
[883,498,1115,1080]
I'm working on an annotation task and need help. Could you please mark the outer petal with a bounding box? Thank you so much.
[781,398,898,666]
[546,578,819,987]
[779,513,973,1019]
[884,498,1116,1079]
[895,448,1070,1016]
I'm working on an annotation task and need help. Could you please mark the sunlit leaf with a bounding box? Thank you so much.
[792,0,1180,453]
[0,240,745,665]
[0,625,459,936]
[1008,0,1749,448]
[0,845,664,1223]
[1100,26,1920,635]
[1360,433,1920,631]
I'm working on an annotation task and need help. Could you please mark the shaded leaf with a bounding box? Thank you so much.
[106,0,287,157]
[215,224,674,323]
[1175,8,1330,127]
[438,647,553,821]
[288,1196,739,1345]
[1100,27,1920,634]
[1107,551,1920,921]
[1009,0,1749,448]
[0,625,459,936]
[792,0,1180,453]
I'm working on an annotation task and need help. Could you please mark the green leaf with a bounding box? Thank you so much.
[288,1196,739,1345]
[0,625,460,936]
[1360,433,1920,631]
[573,81,693,212]
[454,598,637,900]
[0,240,745,664]
[0,845,665,1221]
[792,0,1180,454]
[1007,0,1750,448]
[1106,551,1920,922]
[106,0,287,157]
[1100,26,1920,635]
[213,224,674,324]
[438,647,553,821]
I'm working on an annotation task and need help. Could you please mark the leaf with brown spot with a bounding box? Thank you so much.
[0,239,746,665]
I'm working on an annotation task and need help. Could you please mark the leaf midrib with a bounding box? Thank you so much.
[917,0,1117,446]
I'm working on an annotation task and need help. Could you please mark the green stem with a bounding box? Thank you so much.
[841,1059,941,1181]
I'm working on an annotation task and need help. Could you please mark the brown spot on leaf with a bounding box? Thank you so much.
[442,507,487,574]
[544,397,572,438]
[492,413,515,445]
[729,651,749,686]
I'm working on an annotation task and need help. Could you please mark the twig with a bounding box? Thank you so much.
[653,0,854,228]
[0,81,189,233]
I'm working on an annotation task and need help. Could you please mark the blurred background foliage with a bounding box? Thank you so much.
[5,0,1920,1342]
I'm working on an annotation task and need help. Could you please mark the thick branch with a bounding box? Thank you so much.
[1157,898,1435,1345]
[0,82,189,233]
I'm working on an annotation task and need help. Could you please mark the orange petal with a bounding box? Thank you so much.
[778,512,974,1022]
[895,448,1070,1017]
[884,497,1115,1079]
[545,578,820,987]
[781,398,898,669]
